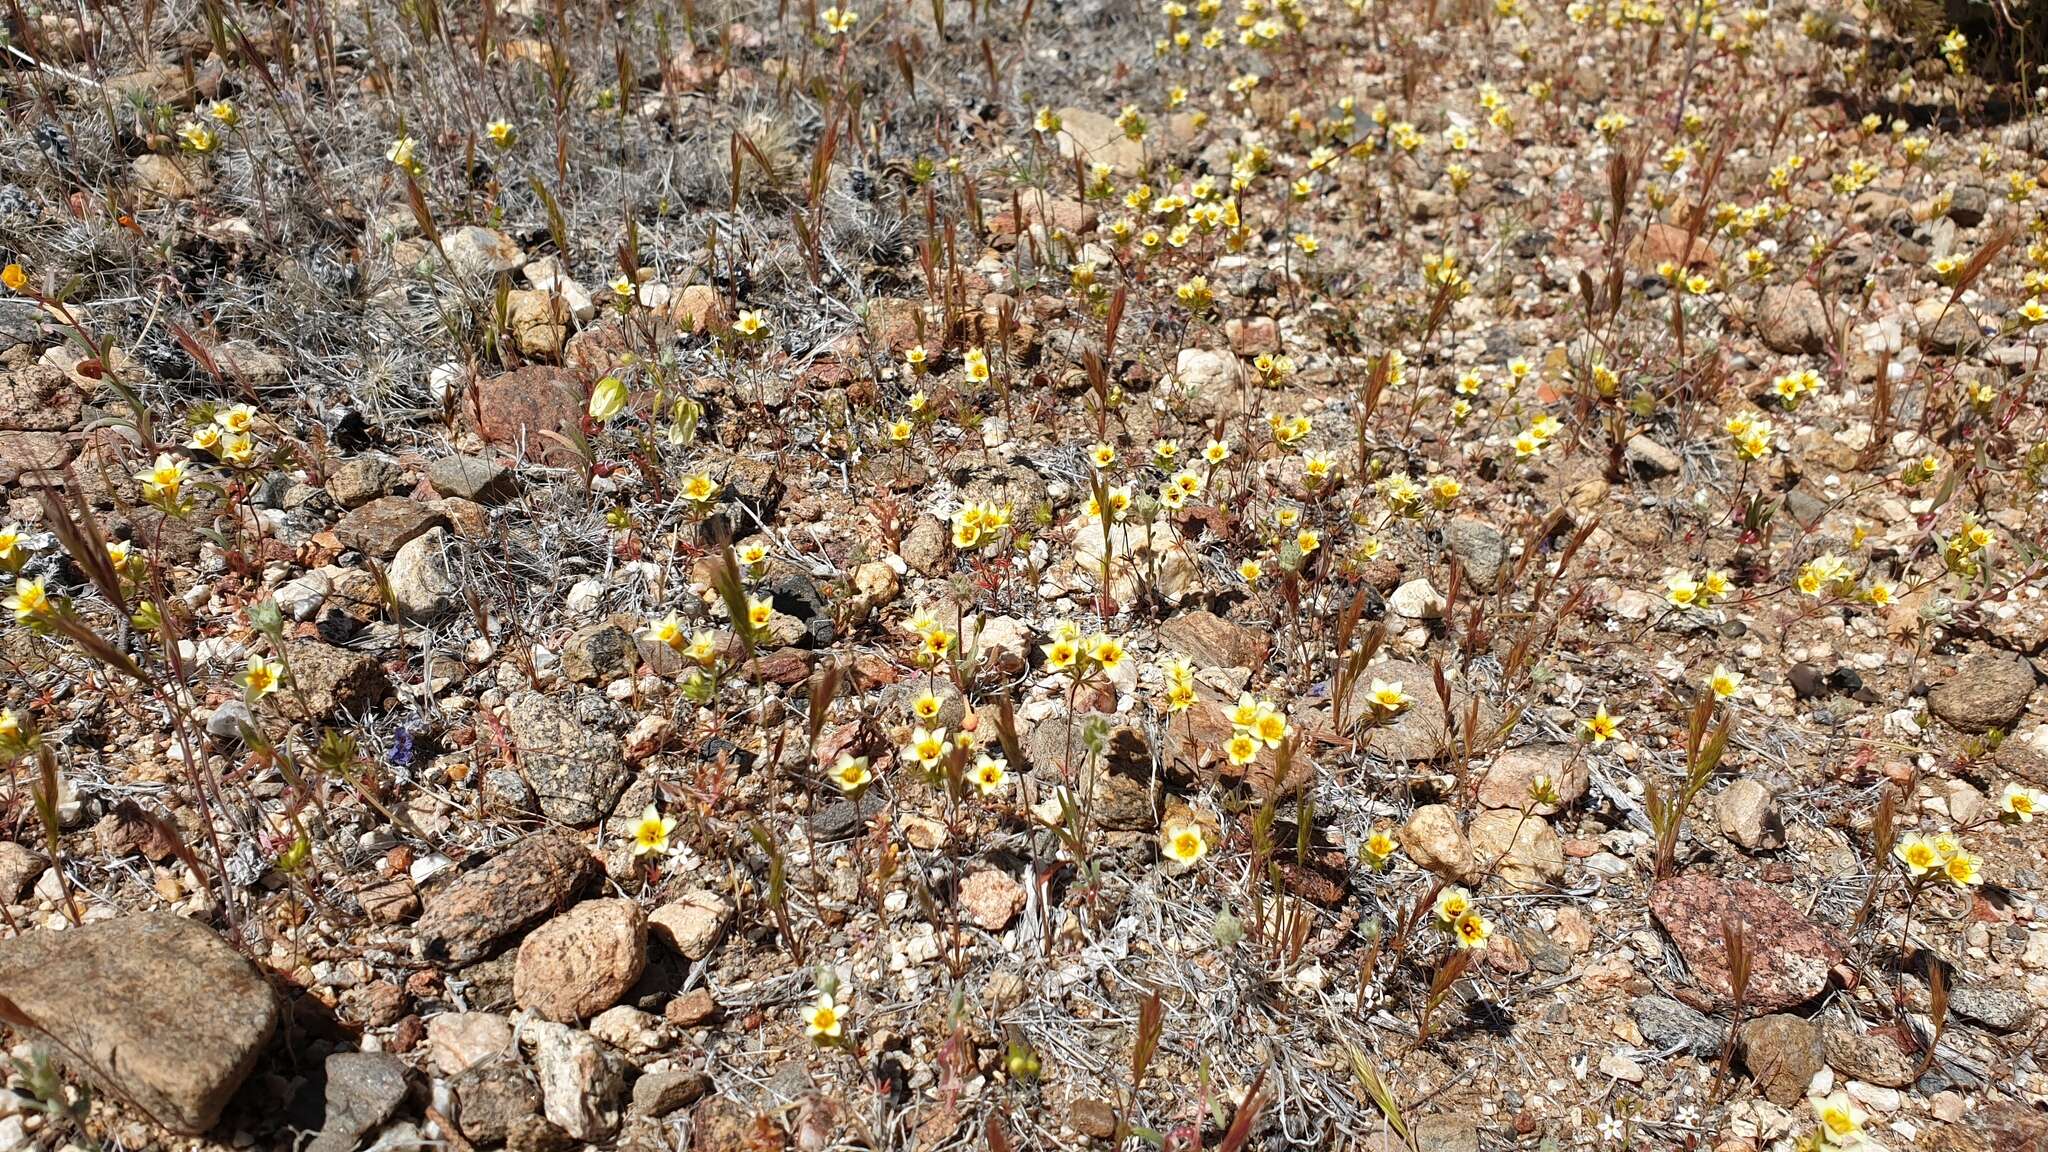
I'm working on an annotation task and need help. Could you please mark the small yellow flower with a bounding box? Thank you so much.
[136,454,188,504]
[238,655,285,701]
[646,612,687,651]
[1224,732,1260,766]
[804,991,845,1039]
[971,754,1009,795]
[1089,634,1126,671]
[745,596,774,630]
[5,577,51,622]
[1,264,27,293]
[1202,438,1231,465]
[685,631,720,666]
[830,754,872,793]
[627,803,677,857]
[733,309,769,338]
[1162,821,1208,865]
[1433,886,1472,923]
[1944,850,1983,887]
[386,135,420,175]
[1089,442,1118,470]
[1894,834,1939,877]
[485,119,516,147]
[1362,830,1399,869]
[1366,678,1411,713]
[1238,558,1262,586]
[821,5,859,33]
[902,726,949,769]
[1708,665,1743,700]
[1666,573,1700,610]
[682,473,718,503]
[1453,910,1492,950]
[177,121,218,152]
[588,376,628,421]
[1581,703,1619,744]
[2001,783,2045,824]
[1042,638,1079,671]
[1812,1091,1865,1146]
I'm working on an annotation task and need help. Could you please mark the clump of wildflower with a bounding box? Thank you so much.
[950,500,1013,549]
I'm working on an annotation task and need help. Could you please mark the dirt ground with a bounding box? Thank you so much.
[2,0,2048,1149]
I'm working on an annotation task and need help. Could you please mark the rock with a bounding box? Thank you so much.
[451,1058,541,1146]
[1348,660,1497,762]
[358,869,421,922]
[416,832,598,965]
[764,572,835,647]
[1650,873,1842,1012]
[429,455,519,504]
[809,788,886,841]
[1167,347,1246,417]
[1473,744,1587,815]
[306,1052,410,1152]
[0,841,47,901]
[1950,985,2033,1032]
[899,516,948,576]
[335,496,449,559]
[1467,809,1565,891]
[1157,609,1266,670]
[1070,1097,1118,1140]
[273,639,388,721]
[1598,1052,1644,1083]
[1915,296,1981,353]
[428,1011,516,1076]
[1443,518,1506,592]
[325,456,406,509]
[1789,662,1828,700]
[526,1021,625,1142]
[514,898,647,1023]
[0,913,278,1134]
[1051,106,1146,175]
[630,1070,711,1118]
[1388,579,1444,620]
[1928,651,2036,732]
[648,890,732,961]
[693,1098,784,1152]
[560,623,635,684]
[506,290,568,358]
[589,1005,666,1054]
[1631,995,1725,1060]
[670,284,724,333]
[1821,1021,1918,1087]
[1623,434,1682,477]
[442,226,526,278]
[503,692,629,825]
[958,869,1026,931]
[1716,778,1786,851]
[1757,284,1829,354]
[206,700,256,740]
[1410,1116,1479,1152]
[468,367,586,467]
[1024,714,1157,829]
[273,570,331,622]
[132,153,212,200]
[664,989,718,1028]
[1739,1014,1824,1106]
[1628,222,1718,272]
[388,528,460,622]
[852,561,899,605]
[1399,804,1471,881]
